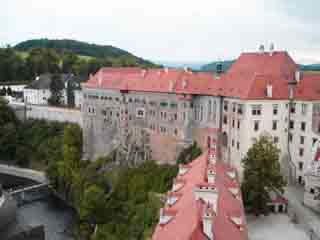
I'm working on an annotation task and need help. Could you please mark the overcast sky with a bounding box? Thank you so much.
[1,0,320,64]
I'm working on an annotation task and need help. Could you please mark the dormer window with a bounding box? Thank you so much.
[227,170,236,179]
[136,108,145,118]
[229,216,244,231]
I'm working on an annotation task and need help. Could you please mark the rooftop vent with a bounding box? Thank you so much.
[202,203,214,240]
[259,44,265,54]
[295,70,301,83]
[182,79,188,89]
[270,43,275,56]
[266,84,273,98]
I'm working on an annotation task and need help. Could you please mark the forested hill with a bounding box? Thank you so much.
[0,39,159,83]
[201,60,320,73]
[201,60,235,72]
[14,39,154,65]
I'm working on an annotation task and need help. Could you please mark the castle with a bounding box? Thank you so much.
[82,46,320,183]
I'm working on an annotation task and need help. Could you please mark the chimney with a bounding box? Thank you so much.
[141,69,147,77]
[295,70,301,83]
[216,63,223,74]
[164,67,169,74]
[259,44,265,54]
[182,79,188,89]
[207,168,216,184]
[98,71,103,86]
[202,203,214,240]
[266,84,273,98]
[269,43,275,56]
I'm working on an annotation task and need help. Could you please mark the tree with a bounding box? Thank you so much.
[241,135,286,215]
[48,74,64,106]
[177,142,202,164]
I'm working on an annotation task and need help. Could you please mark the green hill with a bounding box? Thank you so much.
[201,60,235,72]
[14,39,155,66]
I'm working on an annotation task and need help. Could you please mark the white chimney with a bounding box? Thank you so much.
[270,43,275,56]
[207,168,216,184]
[182,79,188,89]
[295,71,301,83]
[98,71,103,86]
[259,44,265,54]
[266,84,273,98]
[164,67,169,74]
[202,204,214,240]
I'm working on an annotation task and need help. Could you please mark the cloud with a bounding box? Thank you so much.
[1,0,320,63]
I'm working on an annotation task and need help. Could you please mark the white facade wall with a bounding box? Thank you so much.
[24,89,69,106]
[0,84,26,92]
[222,97,319,182]
[26,105,82,127]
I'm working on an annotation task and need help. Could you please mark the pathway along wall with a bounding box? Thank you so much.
[25,105,83,127]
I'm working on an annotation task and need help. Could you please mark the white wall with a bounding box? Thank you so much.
[223,98,318,182]
[26,105,83,127]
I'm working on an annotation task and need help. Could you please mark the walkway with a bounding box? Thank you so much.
[0,164,48,184]
[285,185,320,240]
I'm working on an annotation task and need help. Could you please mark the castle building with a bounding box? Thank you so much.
[304,140,320,212]
[24,73,83,108]
[82,47,320,183]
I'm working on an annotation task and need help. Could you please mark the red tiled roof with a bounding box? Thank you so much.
[152,151,248,240]
[83,51,320,100]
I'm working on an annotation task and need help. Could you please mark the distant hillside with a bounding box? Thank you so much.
[201,60,235,72]
[14,39,155,66]
[202,60,320,73]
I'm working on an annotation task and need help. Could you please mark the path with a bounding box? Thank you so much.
[285,185,320,240]
[0,164,48,184]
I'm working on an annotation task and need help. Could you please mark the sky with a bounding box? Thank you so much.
[1,0,320,64]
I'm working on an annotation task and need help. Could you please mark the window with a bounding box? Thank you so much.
[251,105,262,115]
[236,142,240,150]
[254,120,260,131]
[289,120,294,129]
[299,148,304,157]
[300,136,305,145]
[298,162,303,171]
[183,112,186,121]
[174,128,178,136]
[160,126,167,133]
[289,133,293,142]
[232,119,235,128]
[174,113,178,121]
[136,108,145,118]
[223,115,228,124]
[160,102,168,107]
[232,139,235,147]
[273,104,278,115]
[313,138,318,145]
[290,103,296,114]
[310,188,315,194]
[170,102,178,108]
[101,110,107,116]
[237,120,240,129]
[272,120,277,130]
[232,103,236,113]
[237,104,243,114]
[274,136,279,143]
[301,103,308,115]
[301,122,306,131]
[224,101,229,111]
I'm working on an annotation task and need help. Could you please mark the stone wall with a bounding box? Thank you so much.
[26,104,82,127]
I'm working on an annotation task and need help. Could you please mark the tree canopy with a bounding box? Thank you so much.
[241,135,286,215]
